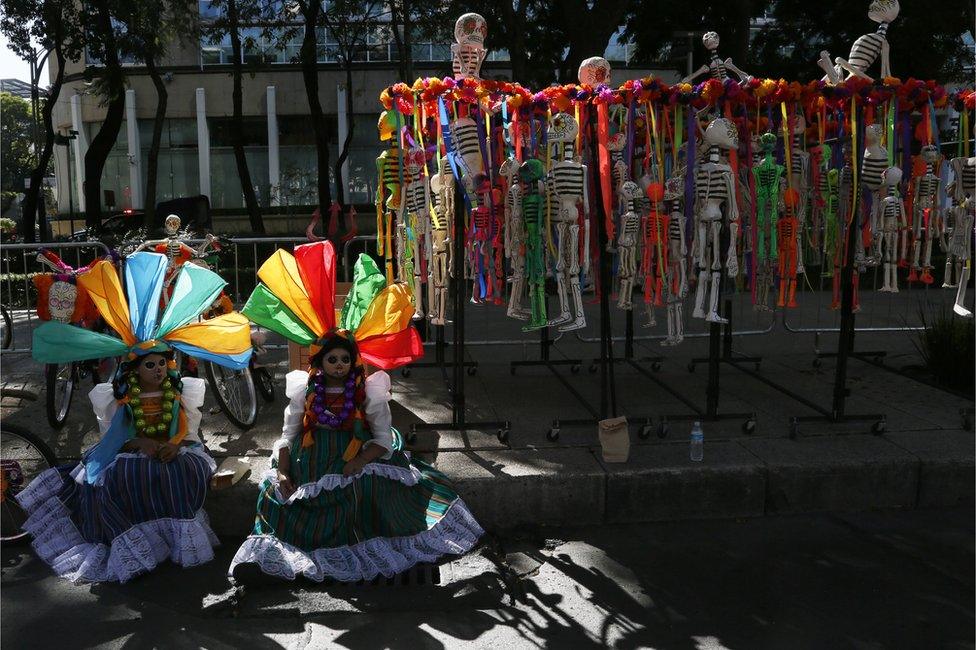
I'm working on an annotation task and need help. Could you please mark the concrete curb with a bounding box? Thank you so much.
[204,429,974,536]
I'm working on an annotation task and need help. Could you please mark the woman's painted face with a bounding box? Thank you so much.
[321,349,352,381]
[137,354,168,387]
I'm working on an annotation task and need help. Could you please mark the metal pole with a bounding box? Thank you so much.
[588,106,615,420]
[452,165,465,427]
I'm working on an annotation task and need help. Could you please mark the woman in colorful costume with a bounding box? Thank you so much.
[20,252,252,583]
[229,241,484,583]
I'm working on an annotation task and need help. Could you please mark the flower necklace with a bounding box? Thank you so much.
[310,370,356,428]
[127,374,176,438]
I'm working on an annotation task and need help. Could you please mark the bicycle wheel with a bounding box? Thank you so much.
[1,423,57,544]
[205,362,257,430]
[1,306,11,350]
[45,362,77,430]
[254,367,275,403]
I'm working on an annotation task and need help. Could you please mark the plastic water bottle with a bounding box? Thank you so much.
[690,421,704,462]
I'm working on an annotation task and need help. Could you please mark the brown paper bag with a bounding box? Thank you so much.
[598,416,630,463]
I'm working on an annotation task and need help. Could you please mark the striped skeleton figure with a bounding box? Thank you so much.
[819,0,899,83]
[944,156,975,318]
[451,13,487,79]
[500,158,529,321]
[661,162,689,346]
[450,116,488,297]
[546,113,589,331]
[908,145,943,281]
[427,163,454,326]
[692,118,740,325]
[681,31,751,85]
[616,181,643,310]
[861,124,889,263]
[789,115,811,274]
[874,167,906,292]
[397,147,429,317]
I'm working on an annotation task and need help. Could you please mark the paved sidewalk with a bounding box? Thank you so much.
[1,288,972,534]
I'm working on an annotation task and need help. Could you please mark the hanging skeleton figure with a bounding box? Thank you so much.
[500,157,529,320]
[861,123,888,265]
[944,156,975,318]
[398,145,431,319]
[752,132,784,311]
[681,31,752,85]
[692,118,741,324]
[375,111,403,282]
[427,160,454,326]
[520,159,548,330]
[788,114,811,273]
[451,13,488,79]
[616,181,643,310]
[907,145,943,284]
[811,144,839,277]
[874,166,906,292]
[819,0,899,84]
[777,189,801,308]
[640,182,668,326]
[133,215,218,306]
[661,156,689,345]
[450,115,488,300]
[546,112,590,331]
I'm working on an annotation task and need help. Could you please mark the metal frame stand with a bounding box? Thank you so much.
[403,323,478,379]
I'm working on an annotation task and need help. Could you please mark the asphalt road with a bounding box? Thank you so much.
[2,507,972,649]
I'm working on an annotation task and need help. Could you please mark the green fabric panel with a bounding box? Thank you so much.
[32,321,129,364]
[155,264,227,338]
[339,254,386,333]
[242,283,317,345]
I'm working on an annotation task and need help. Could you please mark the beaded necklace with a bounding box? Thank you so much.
[309,369,357,428]
[127,373,176,438]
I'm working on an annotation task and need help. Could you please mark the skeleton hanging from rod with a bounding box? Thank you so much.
[546,112,590,331]
[777,188,801,307]
[819,0,899,84]
[811,144,839,277]
[640,182,668,326]
[520,158,548,330]
[661,154,689,345]
[398,145,431,319]
[692,118,740,324]
[451,13,488,80]
[450,114,488,300]
[133,215,218,305]
[944,156,975,318]
[681,31,752,85]
[427,158,454,326]
[861,123,888,265]
[616,181,643,310]
[500,156,530,320]
[874,166,906,292]
[907,145,943,284]
[375,111,403,281]
[788,113,811,273]
[752,132,784,311]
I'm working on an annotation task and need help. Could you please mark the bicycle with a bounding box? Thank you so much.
[0,422,57,545]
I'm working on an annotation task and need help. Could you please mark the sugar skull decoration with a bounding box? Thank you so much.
[452,13,488,79]
[578,56,611,86]
[48,281,78,323]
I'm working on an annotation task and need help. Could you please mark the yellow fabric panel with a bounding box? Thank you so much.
[76,260,136,346]
[256,250,325,336]
[163,312,252,354]
[354,282,413,340]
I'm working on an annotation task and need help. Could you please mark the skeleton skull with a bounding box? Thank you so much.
[620,181,643,202]
[881,166,902,187]
[702,31,720,52]
[548,113,579,144]
[454,13,487,46]
[48,280,77,322]
[377,110,398,142]
[404,146,425,176]
[164,215,181,235]
[578,56,611,86]
[704,118,739,150]
[921,144,939,164]
[518,158,545,184]
[868,0,899,23]
[865,123,883,145]
[607,133,627,152]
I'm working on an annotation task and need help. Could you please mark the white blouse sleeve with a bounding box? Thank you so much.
[363,371,393,460]
[179,377,206,445]
[88,383,119,435]
[273,370,310,457]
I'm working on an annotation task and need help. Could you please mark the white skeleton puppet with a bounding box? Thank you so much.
[873,166,906,292]
[661,157,690,345]
[450,115,488,297]
[788,114,811,273]
[428,159,454,326]
[546,112,590,331]
[861,123,889,264]
[692,118,740,324]
[133,215,217,303]
[397,146,430,317]
[819,0,899,84]
[451,13,488,80]
[616,181,644,310]
[908,145,943,282]
[944,156,975,317]
[500,156,530,320]
[681,31,752,85]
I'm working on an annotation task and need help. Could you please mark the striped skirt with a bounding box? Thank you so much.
[15,448,218,584]
[229,428,483,582]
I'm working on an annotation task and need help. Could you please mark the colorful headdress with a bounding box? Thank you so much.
[241,241,423,370]
[32,252,253,369]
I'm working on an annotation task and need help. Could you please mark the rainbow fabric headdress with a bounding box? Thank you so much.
[32,252,252,369]
[242,241,423,369]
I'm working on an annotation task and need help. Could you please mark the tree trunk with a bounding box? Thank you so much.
[143,55,168,226]
[227,0,265,234]
[300,3,333,218]
[84,0,126,230]
[390,1,407,81]
[499,2,528,82]
[402,0,413,82]
[22,47,64,243]
[333,65,355,219]
[556,0,630,83]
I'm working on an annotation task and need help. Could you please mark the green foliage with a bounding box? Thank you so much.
[0,92,36,195]
[913,305,976,392]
